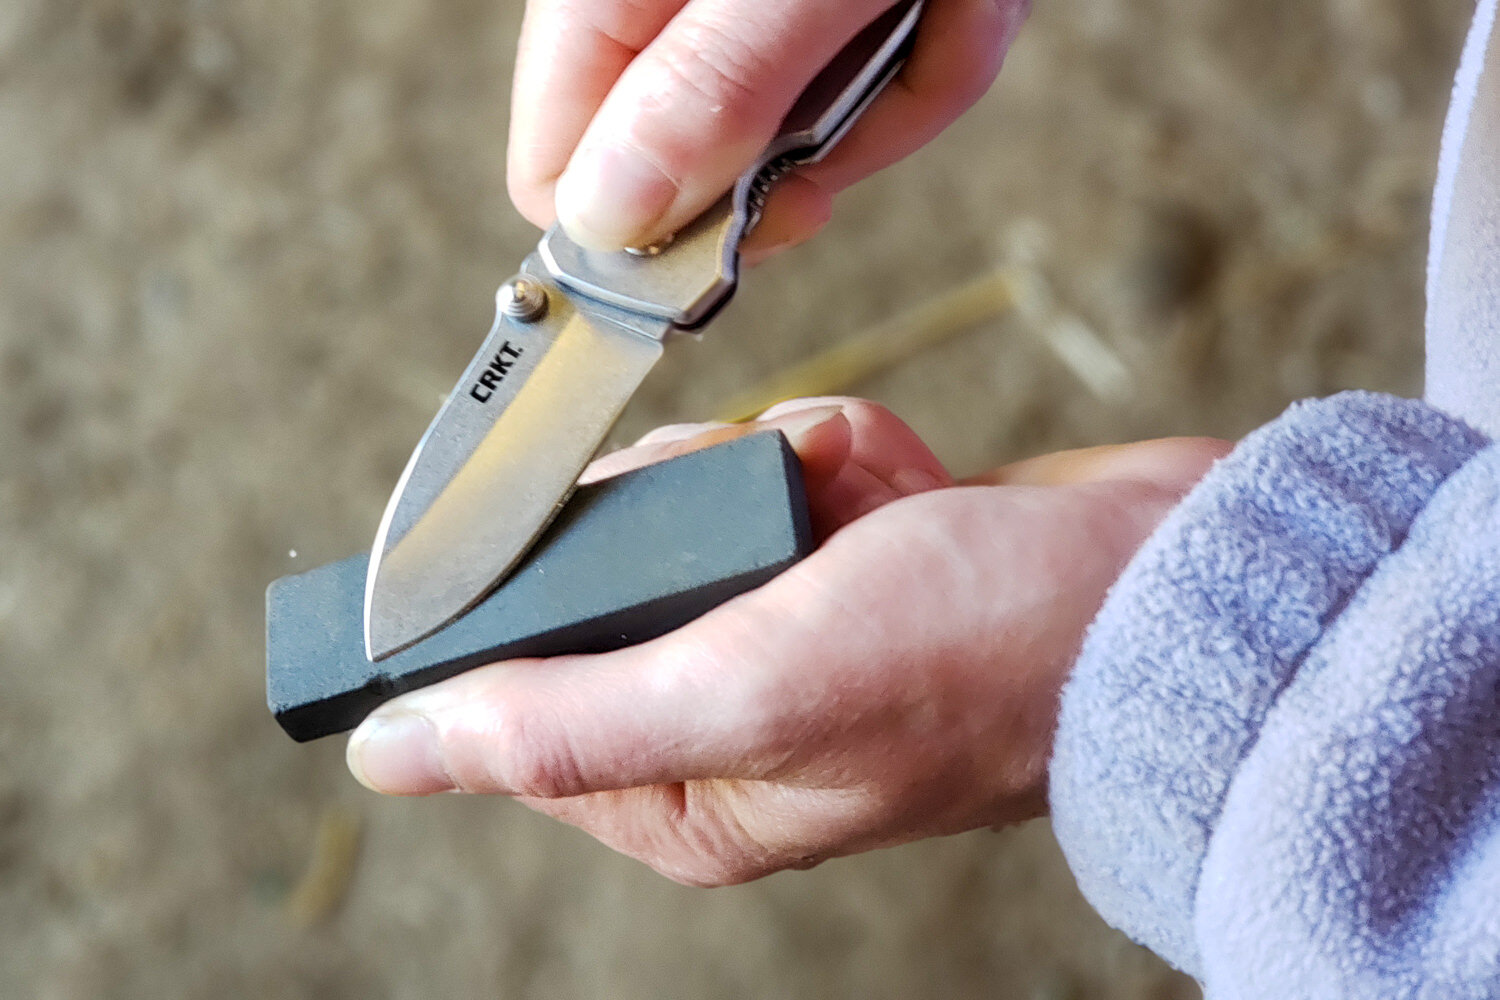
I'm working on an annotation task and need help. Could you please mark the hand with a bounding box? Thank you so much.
[507,0,1031,259]
[347,399,1228,885]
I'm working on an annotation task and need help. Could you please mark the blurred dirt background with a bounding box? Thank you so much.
[0,0,1476,997]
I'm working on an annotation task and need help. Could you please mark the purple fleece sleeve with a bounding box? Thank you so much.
[1049,392,1500,997]
[1428,0,1500,439]
[1049,5,1500,993]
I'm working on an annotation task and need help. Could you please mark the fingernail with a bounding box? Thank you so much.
[635,421,731,447]
[556,145,678,251]
[759,404,845,445]
[347,712,454,795]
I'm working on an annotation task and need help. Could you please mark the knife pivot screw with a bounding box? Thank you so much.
[624,233,674,258]
[498,277,548,323]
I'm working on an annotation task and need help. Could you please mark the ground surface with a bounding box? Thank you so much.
[0,0,1476,997]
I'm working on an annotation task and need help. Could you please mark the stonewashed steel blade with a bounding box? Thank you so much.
[364,273,665,661]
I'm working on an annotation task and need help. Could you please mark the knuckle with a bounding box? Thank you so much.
[925,59,1000,124]
[504,157,558,228]
[659,853,765,889]
[645,21,772,135]
[666,19,763,106]
[553,0,658,52]
[904,0,1021,120]
[485,711,586,799]
[946,72,997,121]
[505,174,545,225]
[654,786,782,887]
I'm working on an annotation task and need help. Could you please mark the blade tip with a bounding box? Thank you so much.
[362,589,401,663]
[364,604,435,663]
[364,558,418,662]
[364,617,406,663]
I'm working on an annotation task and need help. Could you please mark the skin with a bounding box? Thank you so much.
[349,1,1227,885]
[507,0,1033,257]
[348,399,1229,886]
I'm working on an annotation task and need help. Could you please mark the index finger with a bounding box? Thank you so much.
[964,438,1233,489]
[507,0,687,230]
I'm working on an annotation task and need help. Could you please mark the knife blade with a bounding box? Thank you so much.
[365,0,925,661]
[365,268,669,661]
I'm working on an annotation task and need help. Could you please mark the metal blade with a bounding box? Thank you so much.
[364,266,667,660]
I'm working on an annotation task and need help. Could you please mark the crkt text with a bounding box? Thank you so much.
[470,342,524,403]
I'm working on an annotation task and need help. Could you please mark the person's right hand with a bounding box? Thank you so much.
[507,0,1031,260]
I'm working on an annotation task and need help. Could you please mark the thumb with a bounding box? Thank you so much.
[553,0,894,250]
[346,591,812,797]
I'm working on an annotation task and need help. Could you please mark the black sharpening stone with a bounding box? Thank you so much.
[267,431,813,742]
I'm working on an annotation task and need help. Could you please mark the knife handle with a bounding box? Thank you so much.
[539,0,925,331]
[732,0,925,236]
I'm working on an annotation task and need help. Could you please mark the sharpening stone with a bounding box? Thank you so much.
[267,431,813,742]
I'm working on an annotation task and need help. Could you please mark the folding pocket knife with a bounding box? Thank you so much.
[364,0,925,660]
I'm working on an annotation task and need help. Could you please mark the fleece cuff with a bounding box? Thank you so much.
[1049,392,1488,977]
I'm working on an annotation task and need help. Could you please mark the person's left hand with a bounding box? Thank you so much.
[346,398,1227,885]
